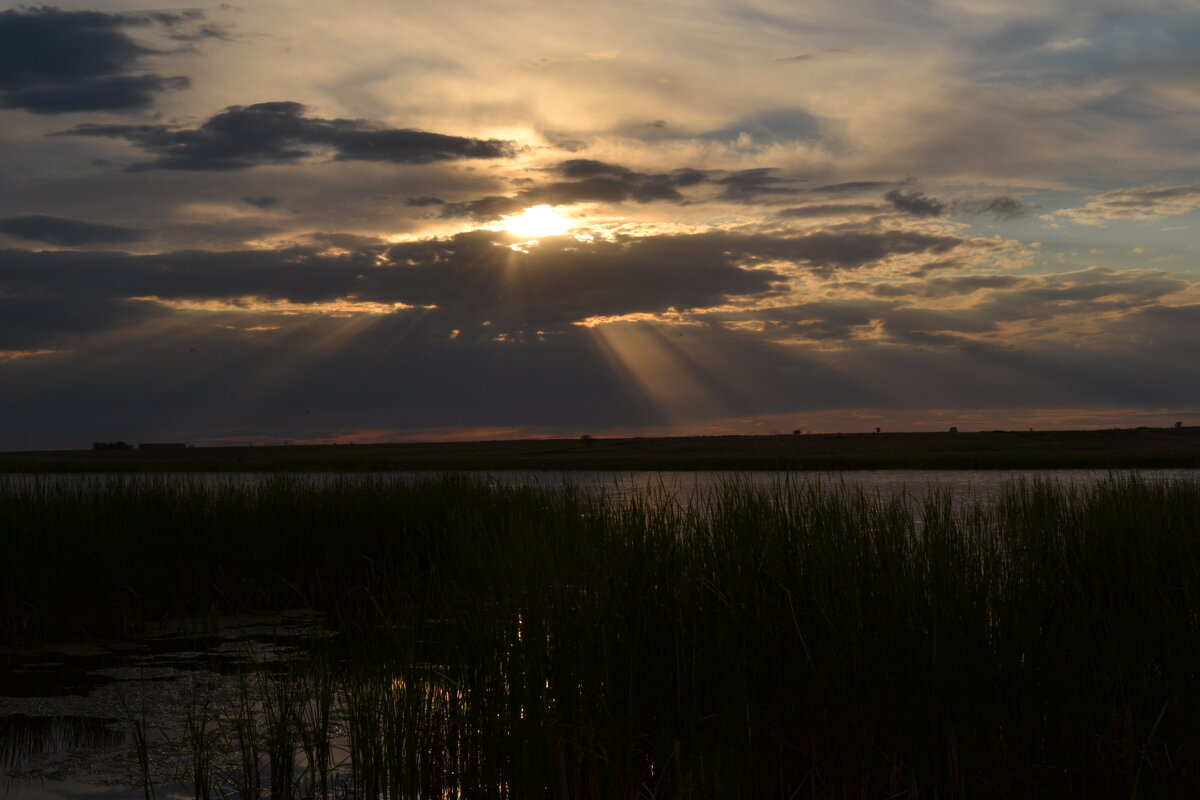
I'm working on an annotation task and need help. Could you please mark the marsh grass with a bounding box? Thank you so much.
[3,473,1200,796]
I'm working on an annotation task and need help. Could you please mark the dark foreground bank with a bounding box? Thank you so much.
[3,425,1200,471]
[2,473,1199,797]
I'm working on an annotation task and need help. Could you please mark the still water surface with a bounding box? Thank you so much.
[8,467,1200,501]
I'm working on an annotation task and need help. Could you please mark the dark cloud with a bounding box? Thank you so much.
[884,188,947,218]
[376,232,786,326]
[906,258,972,278]
[8,296,1198,451]
[978,194,1032,219]
[306,232,388,250]
[0,225,986,353]
[0,313,680,449]
[441,159,707,219]
[777,204,881,219]
[716,168,805,201]
[670,168,708,187]
[3,248,1197,450]
[2,74,190,114]
[723,229,980,276]
[61,101,518,171]
[0,215,147,246]
[0,294,167,351]
[0,7,194,113]
[808,181,896,195]
[0,231,788,341]
[950,193,1035,220]
[548,160,708,199]
[405,196,447,207]
[549,176,674,203]
[866,274,1023,299]
[242,195,280,209]
[440,195,526,219]
[556,159,633,179]
[979,194,1027,219]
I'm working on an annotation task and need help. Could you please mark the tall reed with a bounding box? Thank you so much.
[3,472,1199,796]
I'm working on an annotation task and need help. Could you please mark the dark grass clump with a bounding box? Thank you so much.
[2,473,1200,797]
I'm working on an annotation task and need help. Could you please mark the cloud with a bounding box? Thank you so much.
[0,215,147,246]
[2,74,190,114]
[705,266,1193,352]
[776,204,881,219]
[3,243,1197,449]
[971,267,1188,322]
[1054,185,1200,224]
[439,195,527,219]
[0,231,788,340]
[0,224,992,352]
[972,194,1034,220]
[0,6,196,113]
[884,188,946,218]
[556,159,707,188]
[0,293,167,351]
[716,168,806,201]
[728,229,981,276]
[441,159,707,219]
[242,196,280,209]
[863,274,1023,299]
[405,196,447,207]
[61,101,518,171]
[808,181,895,196]
[700,299,891,342]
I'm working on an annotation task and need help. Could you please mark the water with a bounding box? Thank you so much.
[6,467,1199,502]
[1,613,329,800]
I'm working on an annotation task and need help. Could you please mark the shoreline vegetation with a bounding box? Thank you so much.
[2,424,1199,472]
[3,473,1199,796]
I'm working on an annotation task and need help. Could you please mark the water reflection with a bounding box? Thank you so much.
[0,613,328,800]
[0,715,124,776]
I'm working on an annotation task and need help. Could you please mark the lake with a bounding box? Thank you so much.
[7,466,1200,500]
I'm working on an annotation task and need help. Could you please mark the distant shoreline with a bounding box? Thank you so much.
[3,426,1199,472]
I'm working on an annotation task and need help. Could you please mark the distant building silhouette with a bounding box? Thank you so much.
[138,442,187,449]
[92,441,132,450]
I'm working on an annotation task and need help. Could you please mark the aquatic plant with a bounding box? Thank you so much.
[2,473,1199,796]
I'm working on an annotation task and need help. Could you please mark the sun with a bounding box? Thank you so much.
[499,205,573,239]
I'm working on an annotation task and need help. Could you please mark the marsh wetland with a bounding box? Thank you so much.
[3,470,1200,798]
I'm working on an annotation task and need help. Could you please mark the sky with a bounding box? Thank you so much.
[2,0,1200,449]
